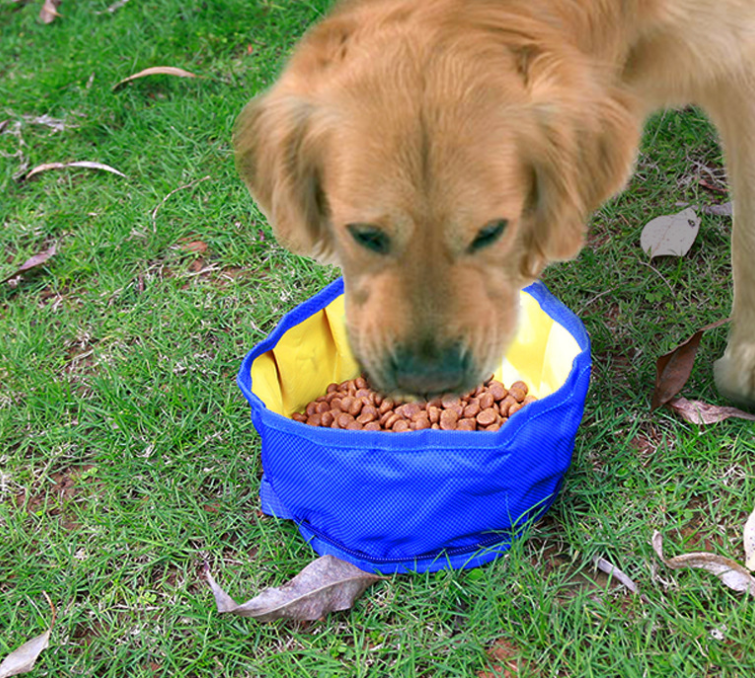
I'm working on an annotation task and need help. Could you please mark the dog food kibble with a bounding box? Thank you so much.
[291,376,538,432]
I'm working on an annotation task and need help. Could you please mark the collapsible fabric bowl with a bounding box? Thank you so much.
[238,278,590,574]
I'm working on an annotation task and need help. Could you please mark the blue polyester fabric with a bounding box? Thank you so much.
[238,279,591,574]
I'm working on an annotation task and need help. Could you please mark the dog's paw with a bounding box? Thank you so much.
[714,343,755,408]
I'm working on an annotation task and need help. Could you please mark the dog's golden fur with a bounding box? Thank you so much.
[235,0,755,402]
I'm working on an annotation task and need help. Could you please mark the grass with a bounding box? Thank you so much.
[1,1,754,676]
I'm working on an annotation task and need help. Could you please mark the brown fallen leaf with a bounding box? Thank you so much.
[2,244,57,284]
[112,66,198,90]
[653,531,755,595]
[477,638,530,678]
[668,397,755,425]
[176,240,208,254]
[39,0,61,24]
[651,317,730,410]
[204,555,384,622]
[0,592,55,678]
[24,161,126,180]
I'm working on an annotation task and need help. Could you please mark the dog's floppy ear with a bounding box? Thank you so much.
[233,92,334,262]
[519,47,641,277]
[233,14,360,263]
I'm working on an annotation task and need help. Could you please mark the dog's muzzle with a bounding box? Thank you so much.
[387,340,472,395]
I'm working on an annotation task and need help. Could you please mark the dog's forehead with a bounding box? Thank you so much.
[326,110,529,232]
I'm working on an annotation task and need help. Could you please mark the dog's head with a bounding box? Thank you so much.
[234,1,641,394]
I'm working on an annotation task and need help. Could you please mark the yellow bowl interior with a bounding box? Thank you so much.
[251,290,581,417]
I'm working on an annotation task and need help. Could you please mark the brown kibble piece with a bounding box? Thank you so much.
[508,402,523,416]
[292,412,307,423]
[509,381,528,402]
[457,418,477,431]
[476,407,498,427]
[500,395,518,417]
[440,409,459,430]
[413,415,431,430]
[348,397,364,416]
[427,406,441,424]
[337,412,354,428]
[441,394,462,410]
[488,381,506,401]
[463,400,481,418]
[346,420,363,430]
[402,402,423,419]
[379,398,394,414]
[392,418,411,432]
[306,413,322,427]
[523,394,538,406]
[479,391,495,410]
[384,412,401,430]
[363,421,381,431]
[357,406,377,424]
[320,411,335,427]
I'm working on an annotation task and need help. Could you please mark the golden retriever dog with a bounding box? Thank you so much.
[234,0,755,404]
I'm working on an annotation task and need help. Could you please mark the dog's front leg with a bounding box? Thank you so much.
[701,72,755,407]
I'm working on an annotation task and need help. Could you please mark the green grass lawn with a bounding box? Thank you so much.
[1,1,754,676]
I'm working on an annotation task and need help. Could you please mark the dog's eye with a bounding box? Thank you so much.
[347,224,391,255]
[469,219,508,253]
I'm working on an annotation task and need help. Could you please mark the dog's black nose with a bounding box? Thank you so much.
[391,341,469,395]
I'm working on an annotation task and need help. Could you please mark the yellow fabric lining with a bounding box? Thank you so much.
[252,290,580,417]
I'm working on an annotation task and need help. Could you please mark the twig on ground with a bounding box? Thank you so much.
[151,175,211,231]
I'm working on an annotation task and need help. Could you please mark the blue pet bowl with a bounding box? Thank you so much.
[238,278,590,574]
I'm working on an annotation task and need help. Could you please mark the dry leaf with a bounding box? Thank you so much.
[640,207,701,258]
[24,161,126,180]
[1,244,57,284]
[39,0,61,24]
[593,556,648,602]
[95,0,130,14]
[478,638,529,678]
[652,531,755,596]
[205,555,384,622]
[744,506,755,571]
[701,202,733,217]
[651,318,729,410]
[0,630,51,678]
[0,592,55,678]
[668,397,755,425]
[113,67,198,90]
[177,240,208,254]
